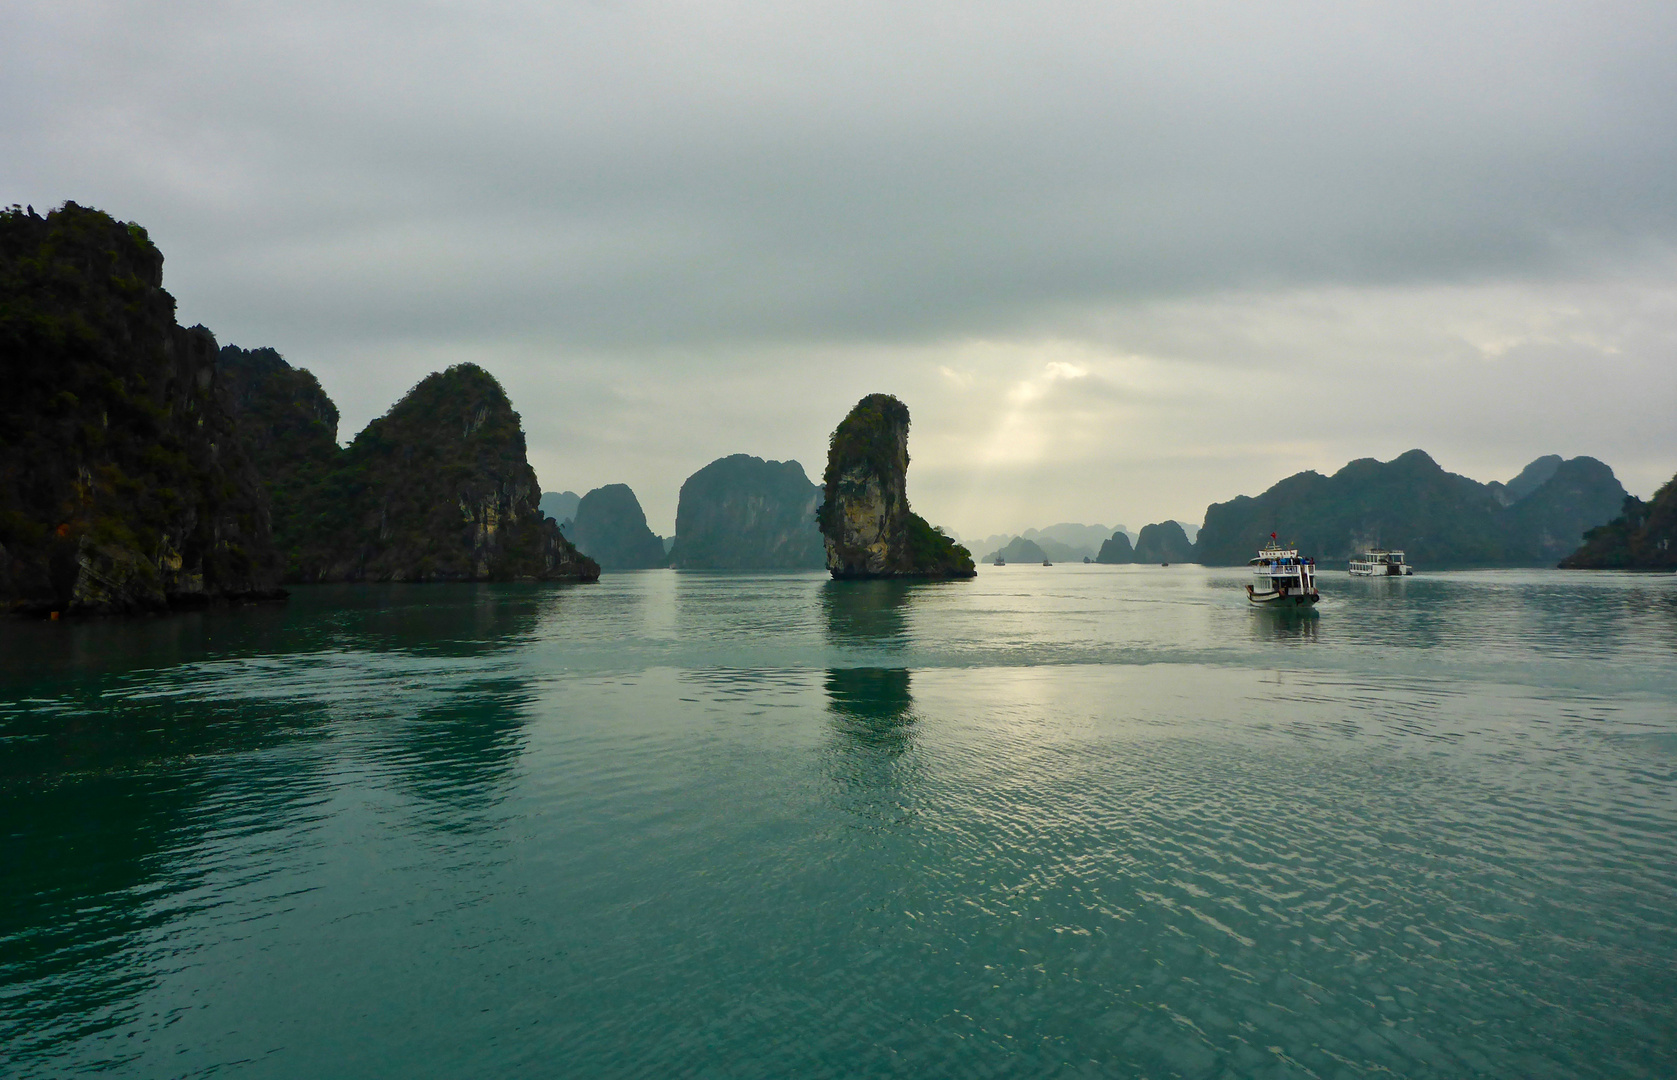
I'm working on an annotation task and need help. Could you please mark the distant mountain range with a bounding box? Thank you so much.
[1194,450,1627,567]
[982,536,1050,564]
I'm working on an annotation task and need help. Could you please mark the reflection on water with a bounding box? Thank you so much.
[820,579,920,649]
[825,667,915,749]
[1250,606,1319,643]
[4,570,1677,1079]
[378,678,535,829]
[0,692,335,1071]
[315,583,556,658]
[823,667,922,830]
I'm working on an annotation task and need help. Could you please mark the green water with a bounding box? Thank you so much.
[3,566,1675,1078]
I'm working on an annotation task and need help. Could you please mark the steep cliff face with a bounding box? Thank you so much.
[1194,450,1628,566]
[1095,531,1135,564]
[1134,521,1195,563]
[305,364,597,582]
[817,394,974,579]
[668,454,824,569]
[569,484,667,569]
[1561,471,1677,569]
[0,203,281,614]
[217,345,341,578]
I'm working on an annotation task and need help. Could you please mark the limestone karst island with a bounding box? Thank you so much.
[817,394,975,579]
[3,203,1674,620]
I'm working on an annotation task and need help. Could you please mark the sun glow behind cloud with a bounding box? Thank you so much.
[4,1,1674,537]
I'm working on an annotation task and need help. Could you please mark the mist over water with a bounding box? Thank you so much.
[3,567,1675,1078]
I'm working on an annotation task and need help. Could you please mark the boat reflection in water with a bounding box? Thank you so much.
[1251,608,1320,642]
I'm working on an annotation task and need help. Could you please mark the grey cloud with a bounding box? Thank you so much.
[6,1,1677,354]
[5,1,1676,536]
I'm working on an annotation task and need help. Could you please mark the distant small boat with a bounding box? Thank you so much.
[1161,562,1169,567]
[994,556,1006,566]
[1042,559,1052,566]
[1247,542,1319,607]
[1350,548,1413,576]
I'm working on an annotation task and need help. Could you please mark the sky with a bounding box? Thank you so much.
[5,1,1676,538]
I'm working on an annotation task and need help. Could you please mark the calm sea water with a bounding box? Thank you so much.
[3,566,1675,1078]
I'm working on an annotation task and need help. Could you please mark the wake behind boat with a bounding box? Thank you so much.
[1247,541,1319,607]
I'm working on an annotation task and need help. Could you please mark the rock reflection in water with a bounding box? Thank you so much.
[824,667,915,750]
[823,667,924,830]
[317,583,557,658]
[820,579,919,650]
[0,694,335,1071]
[379,679,535,830]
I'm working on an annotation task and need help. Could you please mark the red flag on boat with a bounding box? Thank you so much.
[1270,532,1277,540]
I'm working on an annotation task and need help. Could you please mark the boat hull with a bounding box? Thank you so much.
[1247,586,1319,607]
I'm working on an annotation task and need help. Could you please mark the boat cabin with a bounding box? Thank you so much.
[1349,549,1411,576]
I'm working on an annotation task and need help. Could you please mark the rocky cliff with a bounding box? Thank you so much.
[0,203,282,614]
[1193,450,1628,567]
[1560,471,1677,569]
[217,345,341,579]
[1095,531,1135,564]
[320,365,596,582]
[222,359,598,583]
[569,484,667,569]
[817,394,974,579]
[668,454,825,569]
[1134,521,1195,563]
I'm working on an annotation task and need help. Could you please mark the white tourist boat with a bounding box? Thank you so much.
[1349,549,1413,576]
[1247,542,1319,607]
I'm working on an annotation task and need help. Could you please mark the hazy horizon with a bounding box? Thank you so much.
[7,1,1675,537]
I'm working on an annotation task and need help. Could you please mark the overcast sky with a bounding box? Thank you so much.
[6,1,1676,537]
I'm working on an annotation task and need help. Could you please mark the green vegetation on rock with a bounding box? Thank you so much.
[217,345,341,580]
[0,203,281,613]
[818,394,974,579]
[1560,471,1677,569]
[224,361,599,583]
[668,454,824,569]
